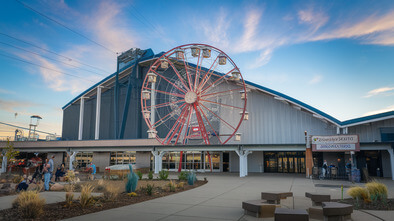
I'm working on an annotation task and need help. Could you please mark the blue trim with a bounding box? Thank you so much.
[62,50,394,127]
[341,110,394,126]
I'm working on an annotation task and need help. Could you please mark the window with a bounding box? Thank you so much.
[75,152,93,168]
[110,151,136,165]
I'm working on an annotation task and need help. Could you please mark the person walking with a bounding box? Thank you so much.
[89,162,96,180]
[43,159,50,191]
[48,155,55,184]
[322,160,328,179]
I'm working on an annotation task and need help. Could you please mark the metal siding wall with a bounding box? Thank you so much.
[235,90,336,144]
[348,118,394,142]
[100,88,114,139]
[82,98,96,140]
[62,104,79,140]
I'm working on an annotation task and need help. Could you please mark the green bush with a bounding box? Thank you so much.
[146,184,154,196]
[159,170,169,180]
[365,182,388,202]
[148,171,153,180]
[178,171,188,181]
[136,171,143,180]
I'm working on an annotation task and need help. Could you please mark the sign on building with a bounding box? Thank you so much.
[311,135,360,152]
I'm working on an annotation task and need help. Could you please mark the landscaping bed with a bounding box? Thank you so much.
[0,179,207,220]
[333,198,394,210]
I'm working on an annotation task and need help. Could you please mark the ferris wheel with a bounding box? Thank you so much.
[141,44,248,146]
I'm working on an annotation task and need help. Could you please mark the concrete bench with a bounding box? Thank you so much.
[274,208,309,221]
[261,191,293,204]
[305,192,331,206]
[242,200,279,218]
[308,206,324,220]
[322,202,353,221]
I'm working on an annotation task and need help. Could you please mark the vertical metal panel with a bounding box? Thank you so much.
[348,118,394,142]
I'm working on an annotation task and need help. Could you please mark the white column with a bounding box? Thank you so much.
[343,127,348,134]
[68,151,78,171]
[336,127,340,134]
[1,155,7,173]
[78,97,85,140]
[236,150,251,177]
[152,151,166,174]
[95,87,102,140]
[388,149,394,181]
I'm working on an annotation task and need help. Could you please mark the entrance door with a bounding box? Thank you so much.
[222,152,229,172]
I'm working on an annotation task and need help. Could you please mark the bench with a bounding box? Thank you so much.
[305,192,331,206]
[322,202,353,221]
[242,200,279,218]
[261,191,293,204]
[274,208,309,221]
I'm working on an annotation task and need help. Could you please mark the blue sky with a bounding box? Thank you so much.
[0,0,394,138]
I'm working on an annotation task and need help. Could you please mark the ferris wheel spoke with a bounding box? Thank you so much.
[199,102,236,131]
[151,70,187,94]
[199,99,244,110]
[182,107,193,145]
[198,54,219,91]
[194,50,204,91]
[194,104,210,145]
[173,105,191,145]
[152,103,187,128]
[146,99,185,110]
[164,104,190,144]
[196,104,223,144]
[201,67,237,95]
[143,87,185,99]
[180,53,194,91]
[167,59,191,92]
[201,87,244,99]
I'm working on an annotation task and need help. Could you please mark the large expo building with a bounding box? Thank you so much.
[4,44,394,179]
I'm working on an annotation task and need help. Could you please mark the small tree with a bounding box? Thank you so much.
[2,138,19,172]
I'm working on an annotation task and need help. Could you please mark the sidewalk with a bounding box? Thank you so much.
[59,173,394,221]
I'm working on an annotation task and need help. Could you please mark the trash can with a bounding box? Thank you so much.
[351,169,361,183]
[377,168,381,177]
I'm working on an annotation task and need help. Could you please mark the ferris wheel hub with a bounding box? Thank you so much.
[185,91,198,104]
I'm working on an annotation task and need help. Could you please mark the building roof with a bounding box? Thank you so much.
[62,48,394,128]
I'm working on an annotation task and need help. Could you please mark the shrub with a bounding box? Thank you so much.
[65,192,74,207]
[65,170,78,184]
[347,186,369,206]
[176,182,185,189]
[103,183,120,201]
[146,184,154,196]
[13,190,45,219]
[159,170,169,180]
[12,175,24,184]
[366,182,388,202]
[136,171,143,180]
[168,180,176,192]
[96,179,105,191]
[125,165,139,193]
[80,184,94,208]
[178,171,188,181]
[148,171,153,180]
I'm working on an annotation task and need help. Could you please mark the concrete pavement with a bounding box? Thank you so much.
[61,173,394,221]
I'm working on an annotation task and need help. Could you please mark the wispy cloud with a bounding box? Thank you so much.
[308,75,322,84]
[313,10,394,45]
[0,98,39,113]
[200,8,231,50]
[0,88,15,94]
[297,7,329,34]
[364,87,394,98]
[363,105,394,116]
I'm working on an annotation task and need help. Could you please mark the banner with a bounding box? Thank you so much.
[311,135,360,152]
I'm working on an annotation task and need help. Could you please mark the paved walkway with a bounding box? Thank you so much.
[1,173,393,220]
[59,173,394,221]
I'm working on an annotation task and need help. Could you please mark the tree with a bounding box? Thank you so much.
[2,138,19,172]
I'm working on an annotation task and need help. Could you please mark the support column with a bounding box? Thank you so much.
[1,155,7,173]
[68,151,78,171]
[305,131,313,178]
[388,148,394,181]
[78,97,85,140]
[95,86,102,140]
[151,151,166,174]
[235,150,251,177]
